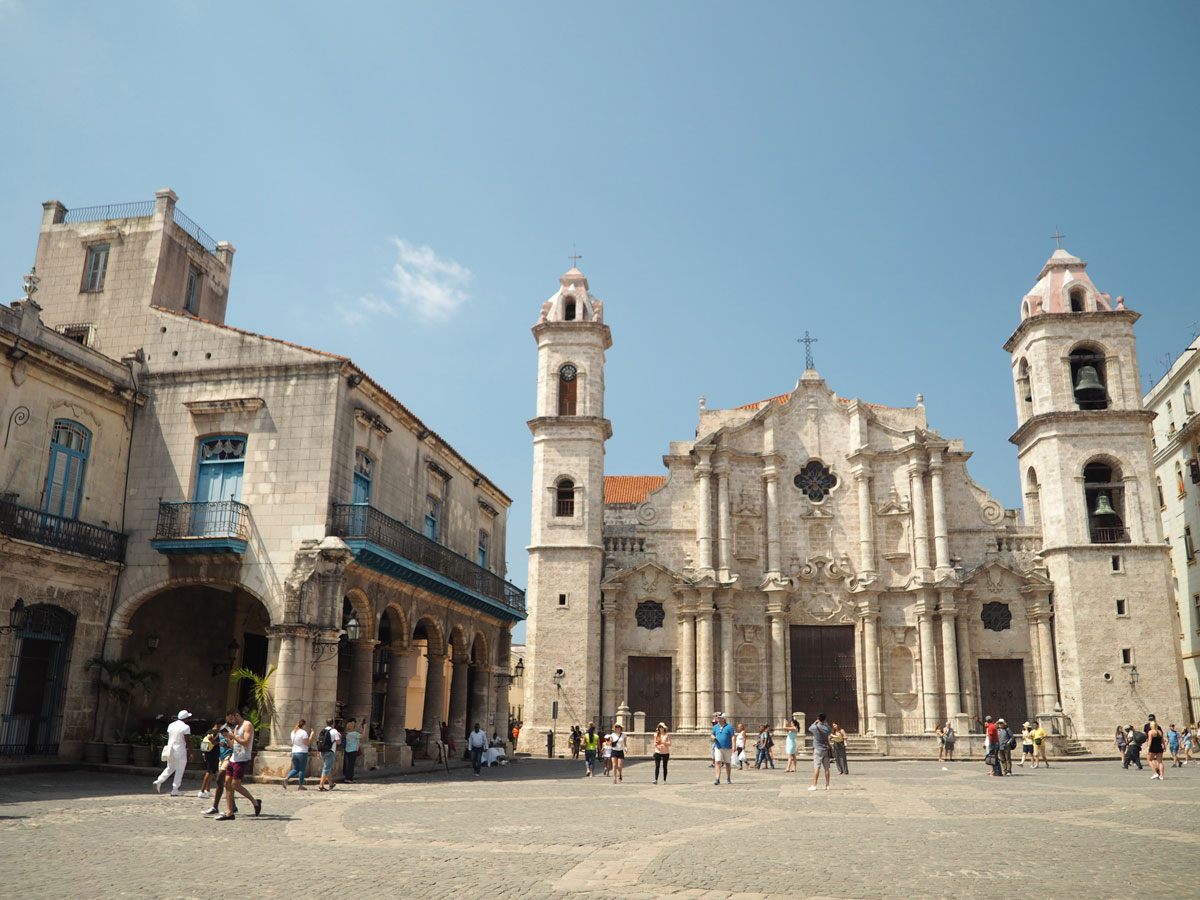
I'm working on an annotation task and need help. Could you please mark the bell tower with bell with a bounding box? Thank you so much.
[1005,246,1187,738]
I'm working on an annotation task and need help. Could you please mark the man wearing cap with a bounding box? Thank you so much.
[711,713,734,785]
[153,710,192,797]
[996,718,1014,775]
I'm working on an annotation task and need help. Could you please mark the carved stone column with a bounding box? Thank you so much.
[448,655,470,740]
[767,600,788,727]
[601,594,619,721]
[937,592,961,719]
[854,467,876,577]
[716,595,736,719]
[695,450,714,573]
[955,607,975,720]
[916,595,939,724]
[677,604,696,730]
[858,598,884,733]
[421,652,447,736]
[468,662,492,732]
[695,592,715,720]
[763,462,781,578]
[347,638,379,737]
[909,457,931,578]
[1028,597,1058,713]
[384,642,411,742]
[267,624,311,749]
[928,448,952,577]
[716,459,732,581]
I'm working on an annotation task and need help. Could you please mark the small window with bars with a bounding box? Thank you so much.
[555,479,575,517]
[56,323,95,347]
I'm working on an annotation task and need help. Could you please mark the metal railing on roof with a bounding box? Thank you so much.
[62,201,156,223]
[171,207,218,254]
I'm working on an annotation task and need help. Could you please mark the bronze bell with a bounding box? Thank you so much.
[1091,492,1118,518]
[1074,365,1105,402]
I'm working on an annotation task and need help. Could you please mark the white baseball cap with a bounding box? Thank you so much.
[177,709,191,720]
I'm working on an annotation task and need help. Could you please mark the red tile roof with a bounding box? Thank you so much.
[735,392,890,411]
[605,475,665,504]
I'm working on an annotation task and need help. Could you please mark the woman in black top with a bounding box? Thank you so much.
[1147,720,1167,780]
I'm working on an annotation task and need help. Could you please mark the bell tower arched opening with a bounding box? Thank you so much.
[1084,460,1128,544]
[1070,345,1109,410]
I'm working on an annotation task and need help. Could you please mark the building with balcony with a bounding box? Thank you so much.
[1,190,524,768]
[0,296,138,757]
[1145,335,1200,721]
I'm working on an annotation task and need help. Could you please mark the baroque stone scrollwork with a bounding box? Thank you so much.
[636,502,657,525]
[981,601,1012,632]
[979,498,1004,525]
[635,600,665,630]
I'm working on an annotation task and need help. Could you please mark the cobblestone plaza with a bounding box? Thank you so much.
[2,758,1196,899]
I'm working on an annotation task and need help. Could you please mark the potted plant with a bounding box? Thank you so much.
[86,657,160,762]
[130,730,157,767]
[109,730,140,765]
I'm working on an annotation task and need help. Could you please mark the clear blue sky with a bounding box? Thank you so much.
[3,2,1197,642]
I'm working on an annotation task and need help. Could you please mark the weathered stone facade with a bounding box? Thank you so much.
[1,190,524,767]
[525,251,1188,749]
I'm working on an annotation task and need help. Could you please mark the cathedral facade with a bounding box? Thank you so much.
[523,253,1187,752]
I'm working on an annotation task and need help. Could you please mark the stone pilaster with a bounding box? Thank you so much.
[928,448,953,578]
[858,596,885,734]
[909,457,931,578]
[763,461,781,578]
[385,642,412,743]
[854,467,876,577]
[915,595,939,724]
[695,450,714,574]
[716,595,736,719]
[767,599,788,727]
[677,602,697,730]
[347,639,378,735]
[448,655,470,740]
[422,652,447,735]
[695,591,715,720]
[937,592,962,720]
[715,458,732,581]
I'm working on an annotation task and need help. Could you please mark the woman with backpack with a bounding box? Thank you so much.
[283,718,312,790]
[316,718,341,791]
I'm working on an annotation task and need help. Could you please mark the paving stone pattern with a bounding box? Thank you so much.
[1,758,1196,900]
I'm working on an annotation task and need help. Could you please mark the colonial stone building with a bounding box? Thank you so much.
[1145,335,1200,721]
[0,190,524,768]
[524,252,1187,752]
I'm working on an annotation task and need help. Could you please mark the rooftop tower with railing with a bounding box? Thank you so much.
[30,189,234,359]
[1004,247,1187,735]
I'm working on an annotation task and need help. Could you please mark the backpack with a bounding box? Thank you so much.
[316,727,333,752]
[1008,736,1018,751]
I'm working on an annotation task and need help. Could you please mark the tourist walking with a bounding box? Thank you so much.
[197,720,222,798]
[1181,724,1194,763]
[935,723,945,761]
[1167,724,1181,767]
[582,724,599,776]
[216,710,262,821]
[653,722,670,784]
[468,722,488,776]
[809,713,832,791]
[1123,725,1145,770]
[734,723,748,770]
[153,709,192,797]
[830,721,849,775]
[1031,720,1049,767]
[754,724,770,769]
[202,722,237,816]
[342,718,361,783]
[1113,725,1126,765]
[316,718,341,791]
[609,724,627,783]
[996,719,1014,775]
[943,722,956,761]
[569,725,582,760]
[712,713,734,785]
[601,733,613,776]
[1146,718,1167,780]
[283,719,311,790]
[784,719,799,773]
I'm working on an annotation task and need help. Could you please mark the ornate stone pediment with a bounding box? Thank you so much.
[877,486,910,516]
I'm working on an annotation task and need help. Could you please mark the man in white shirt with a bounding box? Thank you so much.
[216,709,262,821]
[467,723,489,776]
[153,710,192,797]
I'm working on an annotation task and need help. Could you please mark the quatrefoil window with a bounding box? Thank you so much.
[793,460,838,503]
[635,600,665,630]
[981,601,1012,632]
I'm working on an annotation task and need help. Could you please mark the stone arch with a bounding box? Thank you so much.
[380,602,408,649]
[111,577,278,636]
[470,629,490,666]
[411,615,445,659]
[1067,341,1110,411]
[343,588,374,639]
[447,624,468,661]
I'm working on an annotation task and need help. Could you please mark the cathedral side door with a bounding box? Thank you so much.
[627,656,671,731]
[977,659,1028,725]
[790,625,859,733]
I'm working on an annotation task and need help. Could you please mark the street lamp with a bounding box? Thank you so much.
[1129,665,1139,688]
[0,598,27,635]
[344,613,362,642]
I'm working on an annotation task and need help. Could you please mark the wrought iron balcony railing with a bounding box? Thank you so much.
[331,503,525,615]
[0,498,127,563]
[153,500,250,543]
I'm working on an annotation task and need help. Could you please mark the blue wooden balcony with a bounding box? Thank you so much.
[0,498,126,564]
[330,503,525,622]
[150,499,250,555]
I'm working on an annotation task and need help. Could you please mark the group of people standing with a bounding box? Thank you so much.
[1116,716,1196,778]
[711,712,849,787]
[980,716,1050,775]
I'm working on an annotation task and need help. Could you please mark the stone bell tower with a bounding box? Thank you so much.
[1005,247,1186,738]
[524,267,612,746]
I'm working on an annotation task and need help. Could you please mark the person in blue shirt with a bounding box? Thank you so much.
[1167,724,1181,767]
[711,712,734,785]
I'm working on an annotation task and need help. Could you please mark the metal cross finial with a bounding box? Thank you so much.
[568,251,582,268]
[1051,227,1066,250]
[797,330,818,370]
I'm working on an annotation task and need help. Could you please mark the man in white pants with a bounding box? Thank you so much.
[153,710,192,797]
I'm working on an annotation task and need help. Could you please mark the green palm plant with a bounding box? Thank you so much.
[229,665,276,740]
[87,657,160,741]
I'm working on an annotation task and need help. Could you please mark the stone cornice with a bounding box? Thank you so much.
[1003,309,1140,353]
[1008,408,1155,446]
